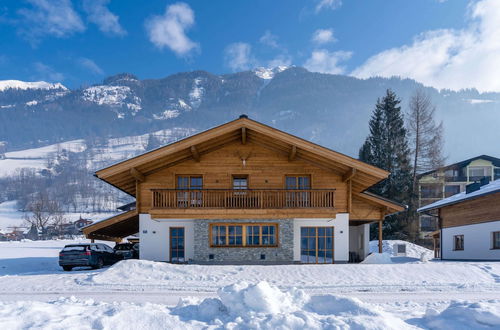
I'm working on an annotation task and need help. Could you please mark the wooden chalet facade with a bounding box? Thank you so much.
[83,116,404,264]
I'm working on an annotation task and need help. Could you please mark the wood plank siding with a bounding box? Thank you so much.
[440,191,500,228]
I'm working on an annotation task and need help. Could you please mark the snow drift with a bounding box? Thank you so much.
[0,282,498,329]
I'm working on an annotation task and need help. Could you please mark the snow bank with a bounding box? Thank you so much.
[0,282,498,329]
[361,253,393,264]
[420,300,500,329]
[87,259,500,294]
[370,240,433,259]
[172,281,409,329]
[0,282,412,329]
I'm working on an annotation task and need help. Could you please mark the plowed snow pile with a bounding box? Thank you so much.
[369,240,433,259]
[0,281,498,329]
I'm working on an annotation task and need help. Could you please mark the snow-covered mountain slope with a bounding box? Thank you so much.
[0,127,197,177]
[0,80,67,91]
[253,66,289,79]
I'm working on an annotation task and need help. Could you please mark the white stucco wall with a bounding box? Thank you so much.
[139,214,194,262]
[293,213,349,263]
[442,220,500,260]
[349,223,370,260]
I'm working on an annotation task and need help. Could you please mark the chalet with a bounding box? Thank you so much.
[82,116,404,264]
[418,178,500,260]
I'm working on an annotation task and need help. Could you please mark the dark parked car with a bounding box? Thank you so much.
[59,243,121,271]
[113,243,139,259]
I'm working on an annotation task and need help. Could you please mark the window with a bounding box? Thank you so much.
[420,184,442,198]
[233,175,248,195]
[210,223,278,247]
[286,175,311,207]
[300,227,334,264]
[285,175,311,189]
[420,216,436,231]
[444,185,461,197]
[454,235,464,251]
[177,175,203,207]
[493,232,500,250]
[468,166,491,180]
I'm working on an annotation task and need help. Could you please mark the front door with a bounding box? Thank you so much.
[170,227,185,263]
[300,226,334,264]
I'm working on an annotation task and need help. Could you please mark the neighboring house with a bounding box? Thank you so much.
[83,116,404,264]
[417,155,500,239]
[418,178,500,260]
[74,217,93,231]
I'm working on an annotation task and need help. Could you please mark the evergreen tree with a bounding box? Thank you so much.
[359,89,413,239]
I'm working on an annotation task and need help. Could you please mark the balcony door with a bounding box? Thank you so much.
[285,175,310,207]
[177,175,203,207]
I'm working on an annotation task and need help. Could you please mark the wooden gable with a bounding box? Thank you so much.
[96,116,390,196]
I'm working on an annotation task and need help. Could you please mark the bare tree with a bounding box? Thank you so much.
[23,192,58,238]
[406,89,446,240]
[407,89,445,183]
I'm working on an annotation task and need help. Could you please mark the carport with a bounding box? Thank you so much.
[82,210,139,242]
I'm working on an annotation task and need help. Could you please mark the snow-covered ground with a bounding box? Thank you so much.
[0,239,499,329]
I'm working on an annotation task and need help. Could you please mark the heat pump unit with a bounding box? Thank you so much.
[394,243,406,257]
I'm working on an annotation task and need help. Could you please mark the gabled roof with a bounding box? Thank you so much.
[418,179,500,212]
[418,155,500,178]
[95,115,390,196]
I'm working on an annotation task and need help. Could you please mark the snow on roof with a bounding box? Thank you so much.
[418,179,500,212]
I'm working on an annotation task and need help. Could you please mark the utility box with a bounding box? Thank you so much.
[394,243,406,257]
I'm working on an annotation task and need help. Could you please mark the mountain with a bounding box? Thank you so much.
[1,67,499,162]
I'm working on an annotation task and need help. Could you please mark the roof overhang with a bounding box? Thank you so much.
[354,191,406,215]
[82,210,139,242]
[94,116,390,196]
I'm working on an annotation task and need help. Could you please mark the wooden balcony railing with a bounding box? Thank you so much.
[151,189,335,209]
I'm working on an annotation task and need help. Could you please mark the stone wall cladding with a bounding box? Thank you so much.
[193,219,294,264]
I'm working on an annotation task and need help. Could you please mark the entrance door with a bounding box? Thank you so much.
[300,227,334,264]
[170,227,185,263]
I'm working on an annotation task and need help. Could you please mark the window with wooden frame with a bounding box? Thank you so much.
[285,175,311,207]
[453,235,464,251]
[232,175,248,195]
[209,223,278,247]
[176,175,203,207]
[492,231,500,250]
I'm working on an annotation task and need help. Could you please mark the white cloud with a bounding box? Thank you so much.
[312,28,336,44]
[145,2,198,56]
[304,49,352,74]
[315,0,342,13]
[224,42,257,71]
[352,0,500,92]
[78,58,104,75]
[267,54,292,68]
[33,62,65,82]
[18,0,85,44]
[82,0,126,37]
[259,30,279,48]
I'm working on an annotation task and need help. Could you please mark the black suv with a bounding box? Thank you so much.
[113,243,139,259]
[59,243,122,271]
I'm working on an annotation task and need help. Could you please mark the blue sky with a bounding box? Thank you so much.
[3,0,499,91]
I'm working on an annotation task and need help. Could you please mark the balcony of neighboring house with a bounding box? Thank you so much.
[444,175,468,182]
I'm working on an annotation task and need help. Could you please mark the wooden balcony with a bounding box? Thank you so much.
[151,189,335,210]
